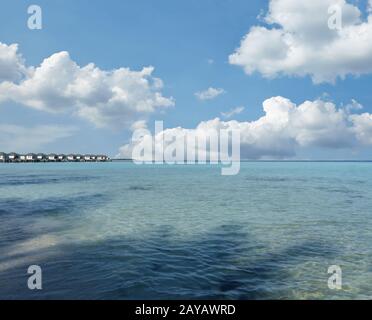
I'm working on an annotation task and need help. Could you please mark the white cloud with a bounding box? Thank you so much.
[344,99,363,113]
[0,43,28,82]
[0,43,174,128]
[130,120,148,131]
[221,106,245,118]
[118,96,372,160]
[350,113,372,145]
[229,0,372,83]
[195,87,225,100]
[0,124,77,152]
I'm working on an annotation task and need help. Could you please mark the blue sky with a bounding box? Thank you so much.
[0,0,372,159]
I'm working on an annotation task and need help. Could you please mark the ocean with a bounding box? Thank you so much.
[0,161,371,299]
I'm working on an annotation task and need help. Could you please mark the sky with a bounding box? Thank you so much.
[0,0,372,159]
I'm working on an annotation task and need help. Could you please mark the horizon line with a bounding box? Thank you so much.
[112,159,372,163]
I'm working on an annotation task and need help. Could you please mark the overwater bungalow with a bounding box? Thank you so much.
[67,154,76,161]
[26,153,37,162]
[0,152,7,162]
[37,153,46,162]
[97,155,108,161]
[8,153,18,162]
[48,154,58,161]
[0,152,110,163]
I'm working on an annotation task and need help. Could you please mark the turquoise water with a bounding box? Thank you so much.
[0,162,371,299]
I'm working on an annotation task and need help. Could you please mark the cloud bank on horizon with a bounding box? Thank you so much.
[229,0,372,83]
[118,96,372,160]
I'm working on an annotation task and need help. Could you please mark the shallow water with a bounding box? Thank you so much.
[0,162,371,299]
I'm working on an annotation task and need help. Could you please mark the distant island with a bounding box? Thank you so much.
[0,152,110,163]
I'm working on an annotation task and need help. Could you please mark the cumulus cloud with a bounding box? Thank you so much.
[118,96,372,160]
[195,87,225,100]
[0,43,28,82]
[0,43,174,128]
[0,124,77,152]
[229,0,372,83]
[350,113,372,145]
[221,106,245,119]
[344,99,363,113]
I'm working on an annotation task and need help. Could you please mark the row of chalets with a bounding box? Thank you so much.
[0,152,110,163]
